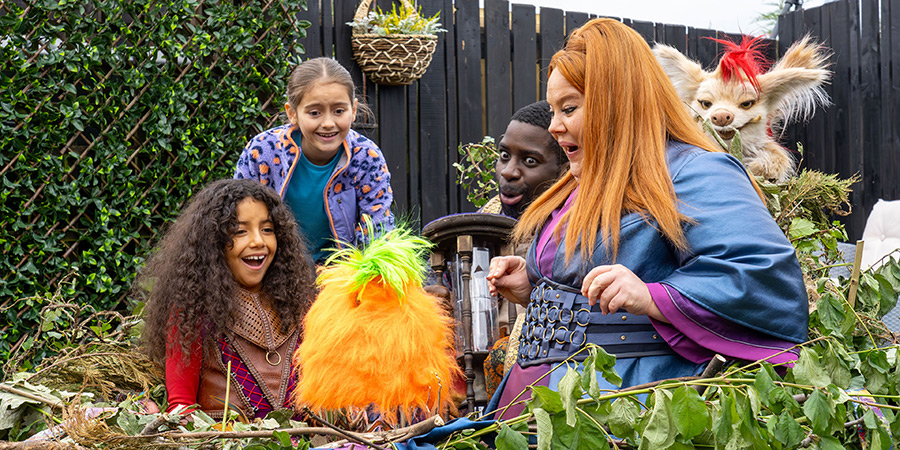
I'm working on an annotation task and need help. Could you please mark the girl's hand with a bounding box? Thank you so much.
[581,264,668,322]
[487,256,532,305]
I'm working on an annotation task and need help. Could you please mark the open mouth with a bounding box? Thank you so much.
[317,131,338,140]
[242,255,267,269]
[499,192,524,205]
[564,145,579,156]
[717,128,736,140]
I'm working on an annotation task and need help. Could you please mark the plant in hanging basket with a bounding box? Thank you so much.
[347,0,446,86]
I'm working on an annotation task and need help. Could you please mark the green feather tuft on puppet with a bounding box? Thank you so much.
[321,218,433,302]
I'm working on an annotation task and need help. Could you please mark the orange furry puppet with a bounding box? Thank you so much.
[293,223,459,420]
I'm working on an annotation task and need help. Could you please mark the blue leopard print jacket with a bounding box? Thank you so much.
[235,124,395,248]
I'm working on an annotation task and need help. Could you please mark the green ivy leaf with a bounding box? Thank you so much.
[527,386,564,414]
[571,409,610,450]
[822,342,853,389]
[586,344,621,387]
[532,407,552,450]
[639,390,675,450]
[580,357,601,400]
[671,386,709,440]
[860,350,891,395]
[713,389,736,443]
[495,422,528,450]
[802,389,833,435]
[792,348,831,388]
[772,410,804,447]
[608,398,640,439]
[868,426,891,450]
[816,435,845,450]
[815,293,847,337]
[789,218,817,239]
[558,364,582,427]
[272,430,292,447]
[753,363,777,407]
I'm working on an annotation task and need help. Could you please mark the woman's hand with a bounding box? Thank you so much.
[581,264,668,323]
[487,256,532,305]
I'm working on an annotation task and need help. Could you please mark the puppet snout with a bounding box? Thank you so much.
[710,108,734,127]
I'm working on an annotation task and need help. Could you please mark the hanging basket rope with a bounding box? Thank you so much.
[351,0,438,86]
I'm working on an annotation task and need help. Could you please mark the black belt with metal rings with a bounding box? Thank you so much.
[517,278,675,367]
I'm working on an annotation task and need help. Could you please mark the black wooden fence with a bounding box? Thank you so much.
[297,0,755,229]
[778,0,900,241]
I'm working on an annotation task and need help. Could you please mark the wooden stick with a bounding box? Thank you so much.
[694,354,727,395]
[0,384,65,409]
[847,240,865,307]
[303,409,386,450]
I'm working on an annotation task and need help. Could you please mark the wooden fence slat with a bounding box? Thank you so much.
[485,0,512,139]
[779,10,804,158]
[378,86,409,214]
[846,0,865,239]
[891,0,900,200]
[819,1,837,175]
[456,0,482,212]
[802,6,825,174]
[859,0,882,232]
[418,0,451,224]
[511,4,537,111]
[828,0,851,202]
[663,24,687,53]
[695,28,719,70]
[323,0,335,59]
[538,7,564,101]
[880,0,896,201]
[630,19,655,44]
[565,11,589,36]
[442,0,460,214]
[298,0,321,58]
[407,81,420,226]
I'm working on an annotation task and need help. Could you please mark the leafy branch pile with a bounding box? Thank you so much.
[0,0,309,373]
[438,248,900,449]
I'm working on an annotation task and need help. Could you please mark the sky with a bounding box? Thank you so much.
[505,0,829,35]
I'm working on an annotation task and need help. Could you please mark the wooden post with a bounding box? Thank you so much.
[430,251,445,287]
[848,240,865,307]
[457,234,476,412]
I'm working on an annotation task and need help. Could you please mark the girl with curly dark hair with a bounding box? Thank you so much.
[136,178,316,420]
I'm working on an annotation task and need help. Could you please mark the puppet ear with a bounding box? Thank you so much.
[770,35,830,72]
[757,36,831,126]
[653,44,706,102]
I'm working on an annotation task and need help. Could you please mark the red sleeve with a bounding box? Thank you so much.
[165,325,202,413]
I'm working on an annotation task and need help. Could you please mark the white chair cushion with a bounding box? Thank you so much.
[861,199,900,270]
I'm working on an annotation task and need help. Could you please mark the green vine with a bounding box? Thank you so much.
[0,0,309,374]
[453,136,499,208]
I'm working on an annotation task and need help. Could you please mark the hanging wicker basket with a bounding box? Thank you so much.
[350,0,438,86]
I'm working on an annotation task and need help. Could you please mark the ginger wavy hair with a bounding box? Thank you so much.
[136,179,317,366]
[515,18,759,262]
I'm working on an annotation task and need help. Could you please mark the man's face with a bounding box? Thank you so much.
[495,120,562,219]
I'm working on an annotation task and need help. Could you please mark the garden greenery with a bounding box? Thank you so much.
[454,136,499,208]
[0,0,309,373]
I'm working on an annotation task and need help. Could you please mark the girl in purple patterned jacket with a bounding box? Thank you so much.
[235,58,394,263]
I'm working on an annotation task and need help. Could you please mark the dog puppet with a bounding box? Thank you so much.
[653,36,831,182]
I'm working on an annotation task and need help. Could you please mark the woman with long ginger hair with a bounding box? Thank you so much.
[486,18,808,418]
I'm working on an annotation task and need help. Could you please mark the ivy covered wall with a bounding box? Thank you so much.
[0,0,309,369]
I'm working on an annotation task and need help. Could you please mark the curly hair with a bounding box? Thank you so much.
[136,179,316,366]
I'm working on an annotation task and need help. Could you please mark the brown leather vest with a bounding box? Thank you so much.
[197,291,298,419]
